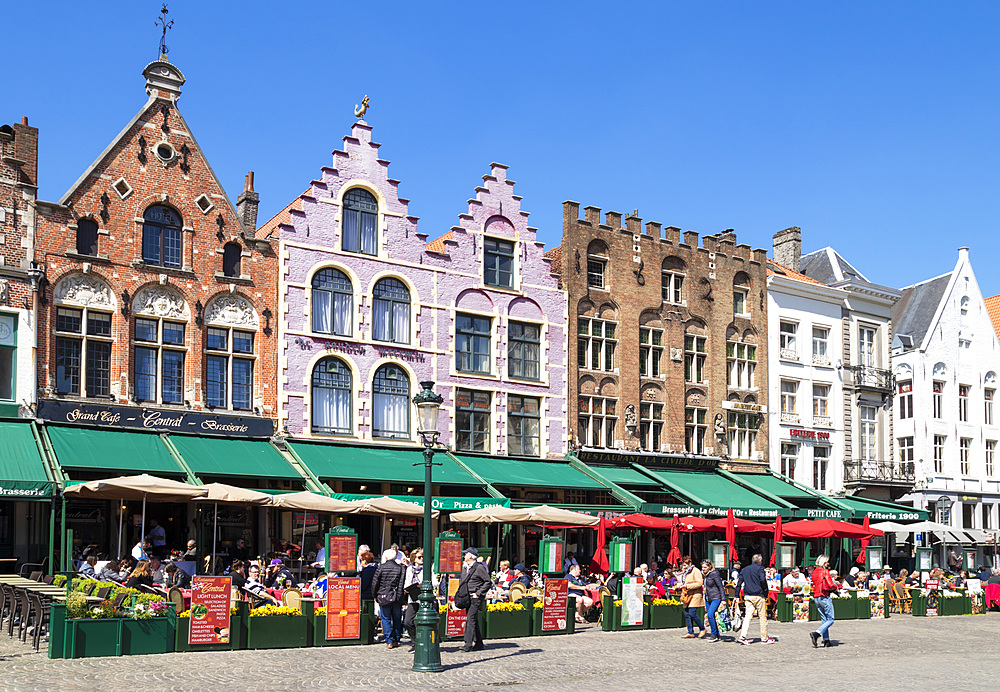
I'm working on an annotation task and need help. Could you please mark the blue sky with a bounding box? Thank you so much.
[6,2,1000,295]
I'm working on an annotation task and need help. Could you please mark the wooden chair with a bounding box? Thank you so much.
[526,587,542,599]
[887,583,911,614]
[509,582,527,603]
[596,586,611,626]
[168,587,185,613]
[282,588,302,610]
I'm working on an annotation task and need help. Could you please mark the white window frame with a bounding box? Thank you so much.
[812,326,830,366]
[685,407,706,454]
[779,321,798,360]
[661,271,684,305]
[685,335,706,384]
[639,327,663,378]
[639,402,663,452]
[727,341,756,389]
[933,435,946,474]
[780,380,798,423]
[578,317,617,372]
[579,395,617,448]
[960,437,972,475]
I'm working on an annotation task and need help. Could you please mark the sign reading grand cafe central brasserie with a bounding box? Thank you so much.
[36,400,275,437]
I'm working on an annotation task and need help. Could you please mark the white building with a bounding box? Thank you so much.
[893,247,999,565]
[768,229,849,492]
[775,229,902,501]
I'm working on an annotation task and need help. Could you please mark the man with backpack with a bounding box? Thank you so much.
[371,549,406,649]
[454,547,492,652]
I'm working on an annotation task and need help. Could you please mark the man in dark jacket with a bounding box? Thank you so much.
[455,547,491,652]
[735,554,774,645]
[701,560,725,642]
[371,549,406,649]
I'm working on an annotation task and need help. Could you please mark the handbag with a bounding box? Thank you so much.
[729,601,743,630]
[680,587,693,606]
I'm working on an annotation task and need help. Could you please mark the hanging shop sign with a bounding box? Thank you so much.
[189,576,232,645]
[645,504,785,519]
[325,526,357,575]
[325,577,361,640]
[721,401,767,414]
[541,578,569,631]
[436,530,464,575]
[333,494,510,511]
[37,400,275,437]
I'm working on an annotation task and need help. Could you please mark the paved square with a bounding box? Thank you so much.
[3,615,999,691]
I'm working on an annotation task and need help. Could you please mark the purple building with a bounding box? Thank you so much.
[269,120,566,459]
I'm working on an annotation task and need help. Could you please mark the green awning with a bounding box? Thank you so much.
[288,441,481,486]
[588,466,663,487]
[733,473,818,502]
[638,467,787,518]
[730,472,857,519]
[334,494,510,511]
[170,435,301,480]
[835,496,927,522]
[455,455,604,489]
[47,426,186,476]
[0,421,54,499]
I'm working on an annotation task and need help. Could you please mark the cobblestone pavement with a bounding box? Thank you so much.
[3,615,999,691]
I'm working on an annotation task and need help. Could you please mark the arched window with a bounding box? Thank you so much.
[311,357,352,434]
[372,364,410,439]
[222,242,242,277]
[311,268,353,336]
[372,278,410,344]
[76,218,99,256]
[342,188,378,255]
[142,205,183,268]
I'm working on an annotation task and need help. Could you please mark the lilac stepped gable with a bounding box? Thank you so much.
[273,120,567,458]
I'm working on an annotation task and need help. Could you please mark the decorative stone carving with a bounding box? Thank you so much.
[54,274,116,308]
[624,404,637,429]
[204,294,258,328]
[133,285,189,319]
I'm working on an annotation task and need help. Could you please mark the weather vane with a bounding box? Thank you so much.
[156,4,174,59]
[354,95,370,120]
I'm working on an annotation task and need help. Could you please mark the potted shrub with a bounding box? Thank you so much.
[648,597,685,629]
[176,601,247,652]
[530,599,576,635]
[484,601,531,639]
[246,605,308,649]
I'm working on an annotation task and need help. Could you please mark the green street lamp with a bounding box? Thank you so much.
[412,381,444,673]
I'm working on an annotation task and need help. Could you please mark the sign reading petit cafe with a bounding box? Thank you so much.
[37,400,275,437]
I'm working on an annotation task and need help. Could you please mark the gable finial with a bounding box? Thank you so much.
[156,4,174,60]
[354,95,370,120]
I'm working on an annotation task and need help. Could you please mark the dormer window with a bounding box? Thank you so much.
[484,238,514,288]
[341,188,378,256]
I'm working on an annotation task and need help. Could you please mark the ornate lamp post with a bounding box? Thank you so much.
[412,381,444,673]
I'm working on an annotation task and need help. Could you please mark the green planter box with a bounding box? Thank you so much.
[175,614,245,651]
[648,603,685,629]
[938,596,964,616]
[601,596,649,632]
[775,593,792,622]
[312,600,376,647]
[911,592,926,616]
[484,608,532,639]
[855,597,871,620]
[530,603,576,635]
[437,608,485,642]
[64,618,122,658]
[121,617,174,655]
[832,597,855,620]
[246,614,309,649]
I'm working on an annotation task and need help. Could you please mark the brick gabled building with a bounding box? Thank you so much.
[33,58,278,422]
[553,203,770,468]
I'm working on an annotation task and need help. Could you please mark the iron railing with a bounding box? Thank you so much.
[844,364,894,392]
[843,459,915,485]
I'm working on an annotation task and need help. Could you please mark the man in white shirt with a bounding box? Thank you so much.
[311,540,325,569]
[147,519,166,558]
[132,540,150,561]
[782,566,809,590]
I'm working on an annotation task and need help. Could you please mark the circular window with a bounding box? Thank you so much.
[155,142,175,163]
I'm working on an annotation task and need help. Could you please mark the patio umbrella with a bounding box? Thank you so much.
[346,496,439,518]
[64,474,207,559]
[194,484,275,575]
[449,505,596,526]
[725,509,739,562]
[856,516,871,563]
[269,493,356,577]
[770,515,783,567]
[666,515,682,566]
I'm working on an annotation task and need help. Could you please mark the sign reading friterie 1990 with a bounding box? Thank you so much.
[36,399,275,437]
[189,576,232,645]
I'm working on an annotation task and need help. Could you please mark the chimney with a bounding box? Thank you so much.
[237,172,260,235]
[773,226,801,272]
[11,116,39,187]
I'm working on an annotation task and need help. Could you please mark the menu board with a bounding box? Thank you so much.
[540,538,564,576]
[541,578,569,631]
[437,538,464,575]
[610,540,632,573]
[621,576,644,626]
[325,577,361,640]
[189,576,232,645]
[917,549,932,572]
[925,578,939,617]
[327,533,357,575]
[446,609,467,637]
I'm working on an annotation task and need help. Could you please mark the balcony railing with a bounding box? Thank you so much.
[845,365,894,393]
[843,459,915,486]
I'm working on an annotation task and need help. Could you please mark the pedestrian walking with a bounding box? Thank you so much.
[454,547,491,652]
[810,554,838,648]
[371,549,406,649]
[680,556,706,638]
[735,554,774,645]
[701,559,724,642]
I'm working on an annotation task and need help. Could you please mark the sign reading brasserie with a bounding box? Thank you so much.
[37,400,275,437]
[577,449,719,470]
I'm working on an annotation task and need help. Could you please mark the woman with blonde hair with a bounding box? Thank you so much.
[125,559,153,589]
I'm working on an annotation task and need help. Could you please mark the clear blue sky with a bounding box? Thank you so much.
[6,2,1000,296]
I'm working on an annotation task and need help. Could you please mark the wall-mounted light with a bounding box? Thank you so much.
[262,307,273,336]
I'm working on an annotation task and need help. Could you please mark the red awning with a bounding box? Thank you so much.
[781,518,883,539]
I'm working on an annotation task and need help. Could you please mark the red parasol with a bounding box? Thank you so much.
[590,517,610,574]
[725,509,739,562]
[856,515,871,563]
[666,514,682,565]
[770,515,783,567]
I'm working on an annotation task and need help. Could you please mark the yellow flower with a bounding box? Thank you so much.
[177,610,191,618]
[315,605,326,615]
[486,602,525,612]
[533,601,543,609]
[438,604,450,614]
[249,605,302,617]
[652,598,682,606]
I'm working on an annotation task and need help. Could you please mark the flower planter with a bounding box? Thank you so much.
[938,596,964,617]
[176,614,245,652]
[437,608,484,642]
[484,608,532,639]
[530,603,576,635]
[648,603,685,629]
[312,600,376,646]
[775,593,792,622]
[246,614,309,649]
[832,597,855,620]
[65,618,121,658]
[600,596,648,632]
[855,597,871,620]
[121,617,174,656]
[911,592,926,616]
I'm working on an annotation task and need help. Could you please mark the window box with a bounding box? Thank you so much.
[529,598,576,635]
[647,602,685,629]
[246,612,309,649]
[600,595,648,632]
[484,605,532,639]
[175,601,247,652]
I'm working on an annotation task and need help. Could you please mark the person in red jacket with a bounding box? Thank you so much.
[810,554,838,648]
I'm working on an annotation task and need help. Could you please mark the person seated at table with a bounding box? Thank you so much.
[987,568,1000,586]
[563,551,579,574]
[125,560,153,589]
[311,571,329,599]
[765,567,781,591]
[229,538,250,566]
[149,557,164,584]
[97,559,125,584]
[264,558,298,589]
[648,560,661,578]
[496,560,514,589]
[729,561,741,583]
[782,566,809,590]
[131,540,151,562]
[898,568,917,587]
[164,562,191,589]
[511,563,532,588]
[179,539,198,563]
[828,569,846,590]
[645,571,667,600]
[310,540,325,569]
[244,564,281,605]
[229,560,247,590]
[359,551,378,600]
[855,570,871,590]
[565,564,594,623]
[880,565,894,581]
[844,566,859,588]
[951,570,969,588]
[79,555,98,578]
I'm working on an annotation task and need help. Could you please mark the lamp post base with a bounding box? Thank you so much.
[412,582,442,672]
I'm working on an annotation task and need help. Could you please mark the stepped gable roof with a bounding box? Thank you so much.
[425,231,453,255]
[891,271,953,348]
